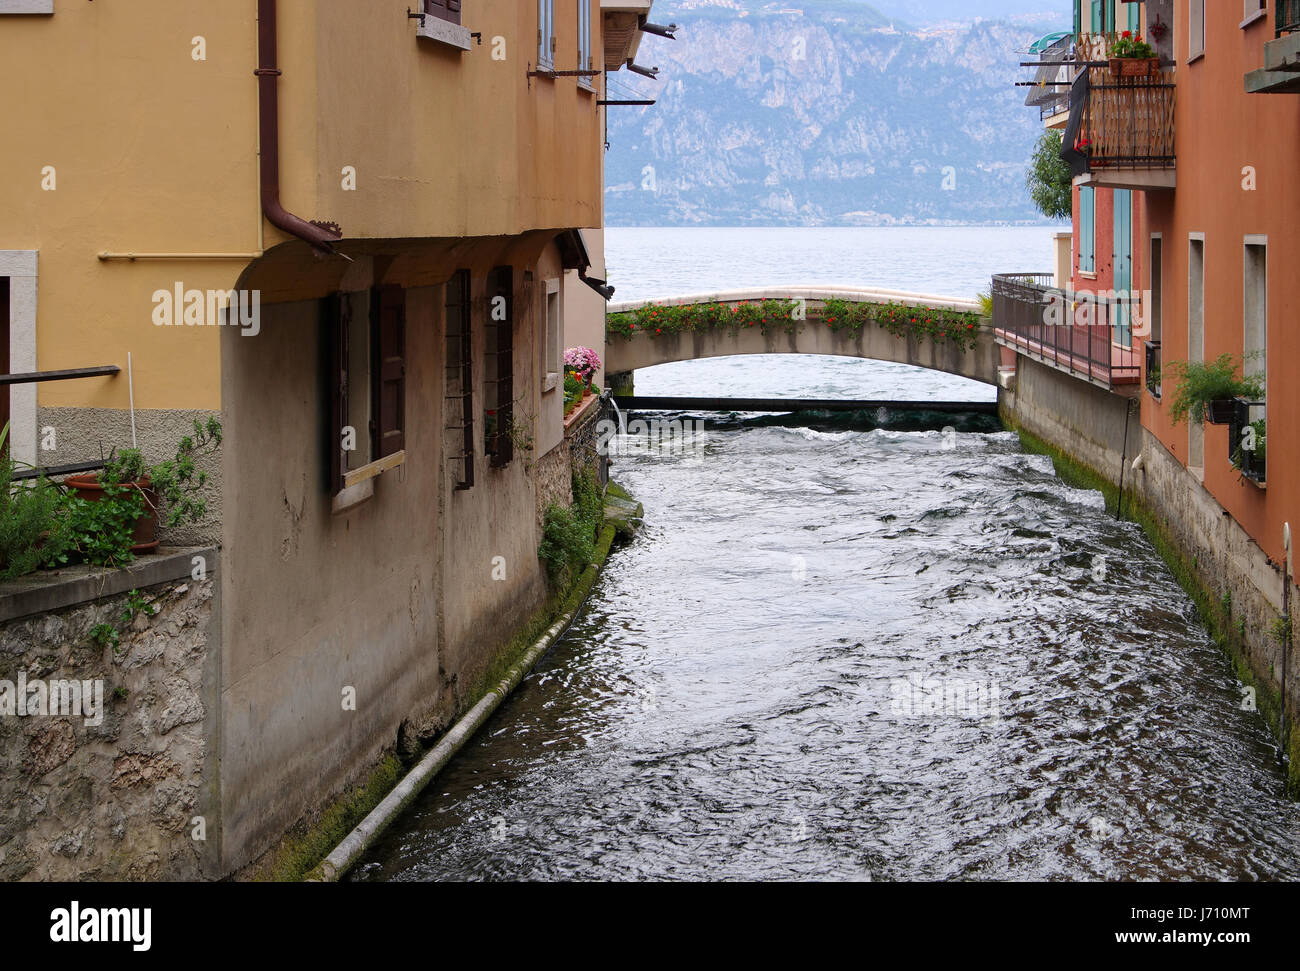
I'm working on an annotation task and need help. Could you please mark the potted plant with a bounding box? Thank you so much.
[563,346,602,396]
[64,418,222,556]
[1166,355,1264,427]
[1108,31,1159,77]
[1232,418,1266,484]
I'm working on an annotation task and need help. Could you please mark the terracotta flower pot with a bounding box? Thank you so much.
[64,474,160,554]
[1109,57,1159,78]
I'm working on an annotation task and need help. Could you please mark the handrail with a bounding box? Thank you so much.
[0,366,120,386]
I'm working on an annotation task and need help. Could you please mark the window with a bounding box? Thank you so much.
[1079,186,1096,274]
[1244,239,1267,392]
[1149,235,1163,345]
[538,0,555,70]
[424,0,461,25]
[446,270,474,490]
[578,0,593,84]
[485,267,515,469]
[1189,0,1205,59]
[1188,236,1206,473]
[1243,0,1267,27]
[0,252,35,466]
[544,282,561,385]
[326,287,407,501]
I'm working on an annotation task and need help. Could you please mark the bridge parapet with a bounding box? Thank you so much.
[609,286,981,315]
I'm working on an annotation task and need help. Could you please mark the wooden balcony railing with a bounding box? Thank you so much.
[1079,65,1176,172]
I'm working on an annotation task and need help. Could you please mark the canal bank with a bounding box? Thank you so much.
[1001,355,1299,788]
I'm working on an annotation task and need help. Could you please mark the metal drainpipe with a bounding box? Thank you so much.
[257,0,343,257]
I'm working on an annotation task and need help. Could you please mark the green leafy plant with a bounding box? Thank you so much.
[1026,129,1073,220]
[122,589,157,623]
[0,422,78,580]
[1231,419,1266,477]
[538,469,603,585]
[89,622,121,653]
[1272,615,1293,645]
[1166,355,1264,426]
[65,485,144,570]
[1110,30,1156,59]
[111,417,223,528]
[977,291,994,317]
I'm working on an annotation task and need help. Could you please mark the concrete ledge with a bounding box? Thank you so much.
[0,547,217,623]
[416,16,471,51]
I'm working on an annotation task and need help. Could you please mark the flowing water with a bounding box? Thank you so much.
[353,229,1300,882]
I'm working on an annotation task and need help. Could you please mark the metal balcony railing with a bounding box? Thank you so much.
[991,274,1141,390]
[1281,0,1300,37]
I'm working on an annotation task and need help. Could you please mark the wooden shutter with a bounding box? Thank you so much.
[446,270,474,490]
[489,267,514,468]
[324,293,349,495]
[371,286,406,459]
[426,0,461,24]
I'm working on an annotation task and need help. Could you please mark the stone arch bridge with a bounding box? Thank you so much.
[603,288,1000,389]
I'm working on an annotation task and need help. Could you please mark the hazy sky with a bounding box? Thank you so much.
[866,0,1061,23]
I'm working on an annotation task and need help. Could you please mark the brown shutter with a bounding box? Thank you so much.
[372,286,406,459]
[490,266,515,468]
[426,0,460,24]
[324,293,349,495]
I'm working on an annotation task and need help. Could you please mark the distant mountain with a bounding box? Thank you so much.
[605,0,1070,226]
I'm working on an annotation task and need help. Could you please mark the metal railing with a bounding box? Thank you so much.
[991,274,1141,389]
[1145,341,1162,398]
[1080,65,1176,171]
[1281,0,1300,36]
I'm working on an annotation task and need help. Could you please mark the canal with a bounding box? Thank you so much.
[353,357,1300,881]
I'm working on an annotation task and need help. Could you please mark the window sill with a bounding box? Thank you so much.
[543,373,559,393]
[332,479,375,515]
[1187,52,1205,66]
[417,17,471,51]
[1240,9,1268,29]
[578,81,597,95]
[1078,271,1097,280]
[0,1,53,13]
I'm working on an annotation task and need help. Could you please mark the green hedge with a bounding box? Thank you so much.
[607,297,982,352]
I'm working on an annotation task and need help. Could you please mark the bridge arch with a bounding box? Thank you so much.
[604,288,1000,388]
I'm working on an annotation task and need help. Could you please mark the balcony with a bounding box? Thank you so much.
[1245,0,1300,94]
[991,274,1141,392]
[1021,33,1075,128]
[1064,65,1176,191]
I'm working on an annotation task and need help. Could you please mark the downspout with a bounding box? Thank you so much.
[257,0,343,257]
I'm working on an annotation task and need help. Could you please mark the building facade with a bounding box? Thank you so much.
[1,0,657,878]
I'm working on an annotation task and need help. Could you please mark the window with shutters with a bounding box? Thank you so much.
[485,267,515,469]
[538,0,555,70]
[446,270,475,490]
[424,0,461,25]
[577,0,594,90]
[326,287,407,504]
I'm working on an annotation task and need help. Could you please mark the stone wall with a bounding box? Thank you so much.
[0,567,220,881]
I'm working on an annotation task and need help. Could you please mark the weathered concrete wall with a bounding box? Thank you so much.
[0,574,220,881]
[1004,353,1298,742]
[608,312,999,387]
[219,291,444,875]
[36,406,224,548]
